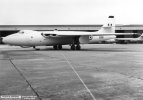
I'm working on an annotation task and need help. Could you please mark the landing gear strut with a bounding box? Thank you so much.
[71,44,76,50]
[70,37,81,50]
[76,44,81,50]
[53,45,62,50]
[53,45,58,50]
[58,45,62,50]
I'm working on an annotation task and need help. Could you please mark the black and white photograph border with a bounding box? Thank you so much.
[1,0,143,100]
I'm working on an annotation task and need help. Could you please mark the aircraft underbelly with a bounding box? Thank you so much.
[29,36,90,46]
[44,37,73,46]
[29,36,73,46]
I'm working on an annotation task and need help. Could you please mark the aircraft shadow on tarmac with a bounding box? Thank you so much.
[31,47,131,52]
[0,46,134,52]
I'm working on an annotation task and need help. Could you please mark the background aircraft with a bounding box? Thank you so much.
[115,33,143,43]
[1,16,134,50]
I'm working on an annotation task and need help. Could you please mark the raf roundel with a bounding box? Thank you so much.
[89,35,93,40]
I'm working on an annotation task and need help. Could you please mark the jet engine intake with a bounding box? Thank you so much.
[41,33,57,38]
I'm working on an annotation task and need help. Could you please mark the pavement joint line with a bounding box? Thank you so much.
[7,58,68,64]
[8,58,42,100]
[61,53,96,100]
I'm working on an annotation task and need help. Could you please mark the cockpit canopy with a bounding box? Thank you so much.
[18,30,35,34]
[18,30,25,34]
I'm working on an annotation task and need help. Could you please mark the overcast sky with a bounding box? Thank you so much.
[0,0,143,25]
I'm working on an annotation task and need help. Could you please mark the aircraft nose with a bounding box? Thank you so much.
[2,36,11,44]
[2,34,22,45]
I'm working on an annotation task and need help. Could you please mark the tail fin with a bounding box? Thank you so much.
[97,16,115,33]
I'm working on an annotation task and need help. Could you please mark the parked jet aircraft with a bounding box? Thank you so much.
[115,33,143,43]
[1,16,134,50]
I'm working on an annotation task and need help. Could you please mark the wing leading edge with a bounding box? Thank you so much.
[42,31,136,37]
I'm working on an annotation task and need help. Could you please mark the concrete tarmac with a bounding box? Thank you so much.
[0,44,143,100]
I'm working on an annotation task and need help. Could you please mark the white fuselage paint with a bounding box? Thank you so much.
[3,32,74,46]
[2,16,117,47]
[3,32,116,46]
[89,35,116,44]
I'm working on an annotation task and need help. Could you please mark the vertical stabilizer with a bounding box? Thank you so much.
[97,16,115,33]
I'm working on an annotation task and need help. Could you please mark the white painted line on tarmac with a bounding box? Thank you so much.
[62,53,96,100]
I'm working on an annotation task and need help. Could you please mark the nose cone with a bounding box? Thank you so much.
[2,35,12,44]
[2,34,25,46]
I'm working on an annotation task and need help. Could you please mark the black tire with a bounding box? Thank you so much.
[58,45,62,50]
[76,45,81,50]
[71,45,75,50]
[53,45,58,50]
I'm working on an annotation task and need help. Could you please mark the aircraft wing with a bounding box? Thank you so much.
[115,38,138,41]
[42,31,136,36]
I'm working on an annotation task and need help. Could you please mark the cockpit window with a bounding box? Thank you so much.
[19,31,25,34]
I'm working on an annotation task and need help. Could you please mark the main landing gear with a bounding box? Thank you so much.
[53,45,62,50]
[71,44,81,50]
[70,37,81,50]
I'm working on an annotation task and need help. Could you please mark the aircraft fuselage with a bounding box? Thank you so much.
[3,32,74,46]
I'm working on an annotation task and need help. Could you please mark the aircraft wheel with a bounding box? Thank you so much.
[76,45,81,50]
[71,45,75,50]
[53,45,58,50]
[58,45,62,50]
[33,46,40,50]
